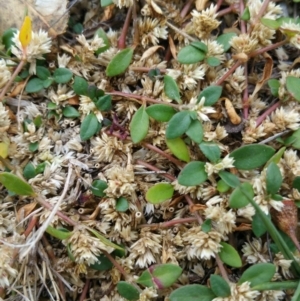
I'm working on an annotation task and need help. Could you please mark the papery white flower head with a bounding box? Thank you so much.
[0,59,11,89]
[11,29,52,74]
[186,96,216,122]
[205,155,235,176]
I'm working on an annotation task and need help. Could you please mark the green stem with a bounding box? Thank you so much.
[252,280,299,291]
[291,281,300,301]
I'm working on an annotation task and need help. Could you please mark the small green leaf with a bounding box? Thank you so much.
[217,179,230,193]
[293,176,300,192]
[53,68,73,84]
[91,180,108,197]
[94,94,112,111]
[0,172,35,196]
[46,226,72,240]
[166,137,190,162]
[35,162,46,174]
[164,75,181,103]
[230,144,275,170]
[117,282,140,301]
[252,211,269,237]
[90,254,113,271]
[190,41,208,53]
[87,85,104,99]
[130,106,149,143]
[185,119,203,143]
[210,275,231,297]
[2,28,17,52]
[178,161,207,186]
[94,28,111,55]
[216,33,237,52]
[177,45,205,64]
[146,104,176,122]
[201,219,212,233]
[266,162,282,194]
[219,242,242,267]
[62,106,80,118]
[36,66,51,80]
[23,162,36,180]
[170,284,216,301]
[116,197,129,212]
[106,48,133,77]
[206,57,221,67]
[146,183,174,204]
[101,0,113,6]
[199,142,221,163]
[137,270,153,287]
[198,85,222,106]
[229,182,254,208]
[265,147,286,166]
[241,7,250,20]
[25,78,44,93]
[286,76,300,101]
[268,79,280,97]
[219,171,240,188]
[80,113,100,141]
[166,111,192,139]
[33,115,42,127]
[151,264,182,288]
[73,76,88,95]
[261,18,280,29]
[238,263,276,287]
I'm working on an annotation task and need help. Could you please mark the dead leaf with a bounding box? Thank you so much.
[196,0,209,11]
[10,82,26,97]
[168,36,177,60]
[17,201,37,222]
[150,0,163,14]
[68,96,80,105]
[140,45,164,61]
[101,4,115,22]
[235,223,252,231]
[190,204,206,212]
[221,97,242,125]
[0,0,69,37]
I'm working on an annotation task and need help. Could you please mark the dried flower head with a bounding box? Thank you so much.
[0,59,11,89]
[205,155,235,176]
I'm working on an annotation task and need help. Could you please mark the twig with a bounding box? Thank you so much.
[166,21,196,42]
[79,279,90,301]
[256,101,281,126]
[258,130,291,144]
[138,217,197,229]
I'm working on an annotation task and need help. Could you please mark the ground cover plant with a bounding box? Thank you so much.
[1,0,300,300]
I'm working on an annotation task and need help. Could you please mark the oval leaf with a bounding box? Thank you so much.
[219,242,242,268]
[25,78,44,93]
[286,76,300,101]
[252,211,268,237]
[216,33,237,52]
[178,161,207,186]
[238,263,276,287]
[117,281,140,301]
[130,106,149,143]
[137,270,153,287]
[146,183,174,204]
[166,137,190,162]
[177,45,205,64]
[116,197,129,212]
[219,171,240,188]
[210,275,231,297]
[80,113,99,141]
[229,182,254,209]
[53,68,73,84]
[186,119,203,143]
[90,254,113,271]
[106,48,133,77]
[199,142,221,163]
[164,75,181,103]
[151,264,182,288]
[266,162,282,194]
[166,111,192,139]
[0,172,34,196]
[230,144,275,170]
[91,180,108,197]
[198,85,222,106]
[146,104,177,122]
[62,106,80,118]
[170,284,216,301]
[73,76,88,95]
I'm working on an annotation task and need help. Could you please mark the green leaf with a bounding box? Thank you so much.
[177,45,205,64]
[241,7,250,20]
[117,282,139,301]
[219,171,240,188]
[230,144,275,170]
[265,146,286,166]
[94,28,111,55]
[137,270,153,287]
[33,115,42,128]
[36,66,51,80]
[206,57,221,67]
[219,242,242,267]
[2,28,17,52]
[170,284,216,301]
[0,172,35,196]
[91,180,108,197]
[286,76,300,101]
[178,161,207,186]
[101,0,113,6]
[198,85,222,106]
[268,79,280,97]
[53,68,73,84]
[210,275,231,297]
[35,162,46,174]
[190,41,208,53]
[146,104,176,122]
[293,176,300,192]
[166,111,192,139]
[90,254,113,271]
[87,85,104,100]
[261,18,280,29]
[185,120,203,143]
[146,183,174,204]
[229,182,254,208]
[62,106,80,118]
[130,106,149,143]
[151,264,182,288]
[73,76,88,95]
[199,142,221,163]
[216,33,237,52]
[46,226,72,240]
[252,211,269,237]
[266,162,282,194]
[94,94,112,111]
[217,179,230,193]
[164,75,181,103]
[25,78,44,93]
[116,197,129,212]
[166,137,190,162]
[201,219,212,233]
[23,162,36,180]
[106,48,133,77]
[238,263,276,287]
[80,113,100,141]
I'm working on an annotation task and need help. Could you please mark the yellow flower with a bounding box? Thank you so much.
[19,16,32,49]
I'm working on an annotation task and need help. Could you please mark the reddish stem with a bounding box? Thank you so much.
[23,215,38,237]
[243,64,249,119]
[249,39,287,58]
[215,61,242,86]
[256,101,280,127]
[180,0,194,18]
[102,250,129,279]
[118,6,133,49]
[136,160,175,181]
[79,279,90,301]
[217,6,234,17]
